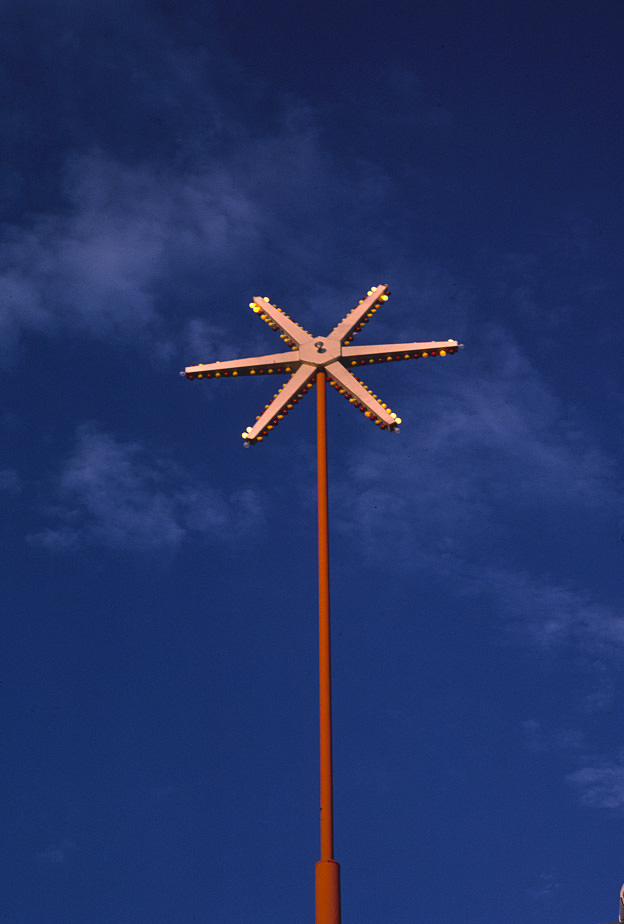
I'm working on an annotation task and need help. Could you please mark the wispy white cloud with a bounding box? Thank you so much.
[0,112,398,364]
[567,755,624,810]
[329,321,624,695]
[0,152,256,362]
[29,423,264,552]
[0,468,20,494]
[473,566,624,655]
[523,723,624,816]
[520,719,585,754]
[35,838,76,864]
[526,871,561,902]
[335,321,620,561]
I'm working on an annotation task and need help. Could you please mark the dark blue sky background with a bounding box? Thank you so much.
[1,1,623,922]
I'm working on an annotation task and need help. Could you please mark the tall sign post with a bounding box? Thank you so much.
[182,285,462,924]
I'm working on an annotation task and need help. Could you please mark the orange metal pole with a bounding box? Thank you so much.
[315,369,341,924]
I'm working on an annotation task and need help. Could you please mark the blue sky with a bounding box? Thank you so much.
[1,1,623,922]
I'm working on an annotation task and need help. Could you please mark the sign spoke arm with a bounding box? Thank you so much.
[184,351,301,379]
[243,364,318,444]
[328,285,389,345]
[342,339,460,367]
[325,361,400,429]
[252,297,313,346]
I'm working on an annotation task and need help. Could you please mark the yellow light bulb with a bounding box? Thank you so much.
[396,417,402,424]
[440,349,446,356]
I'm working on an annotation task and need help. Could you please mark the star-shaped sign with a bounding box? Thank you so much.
[182,285,461,444]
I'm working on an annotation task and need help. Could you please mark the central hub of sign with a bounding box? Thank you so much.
[299,337,341,366]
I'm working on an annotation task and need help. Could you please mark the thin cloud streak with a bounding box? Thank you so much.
[35,839,76,865]
[0,153,257,362]
[568,757,624,810]
[331,323,624,677]
[473,565,624,655]
[0,468,21,494]
[0,117,397,365]
[337,324,620,559]
[28,423,264,552]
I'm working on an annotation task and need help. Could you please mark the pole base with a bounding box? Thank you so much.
[315,859,341,924]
